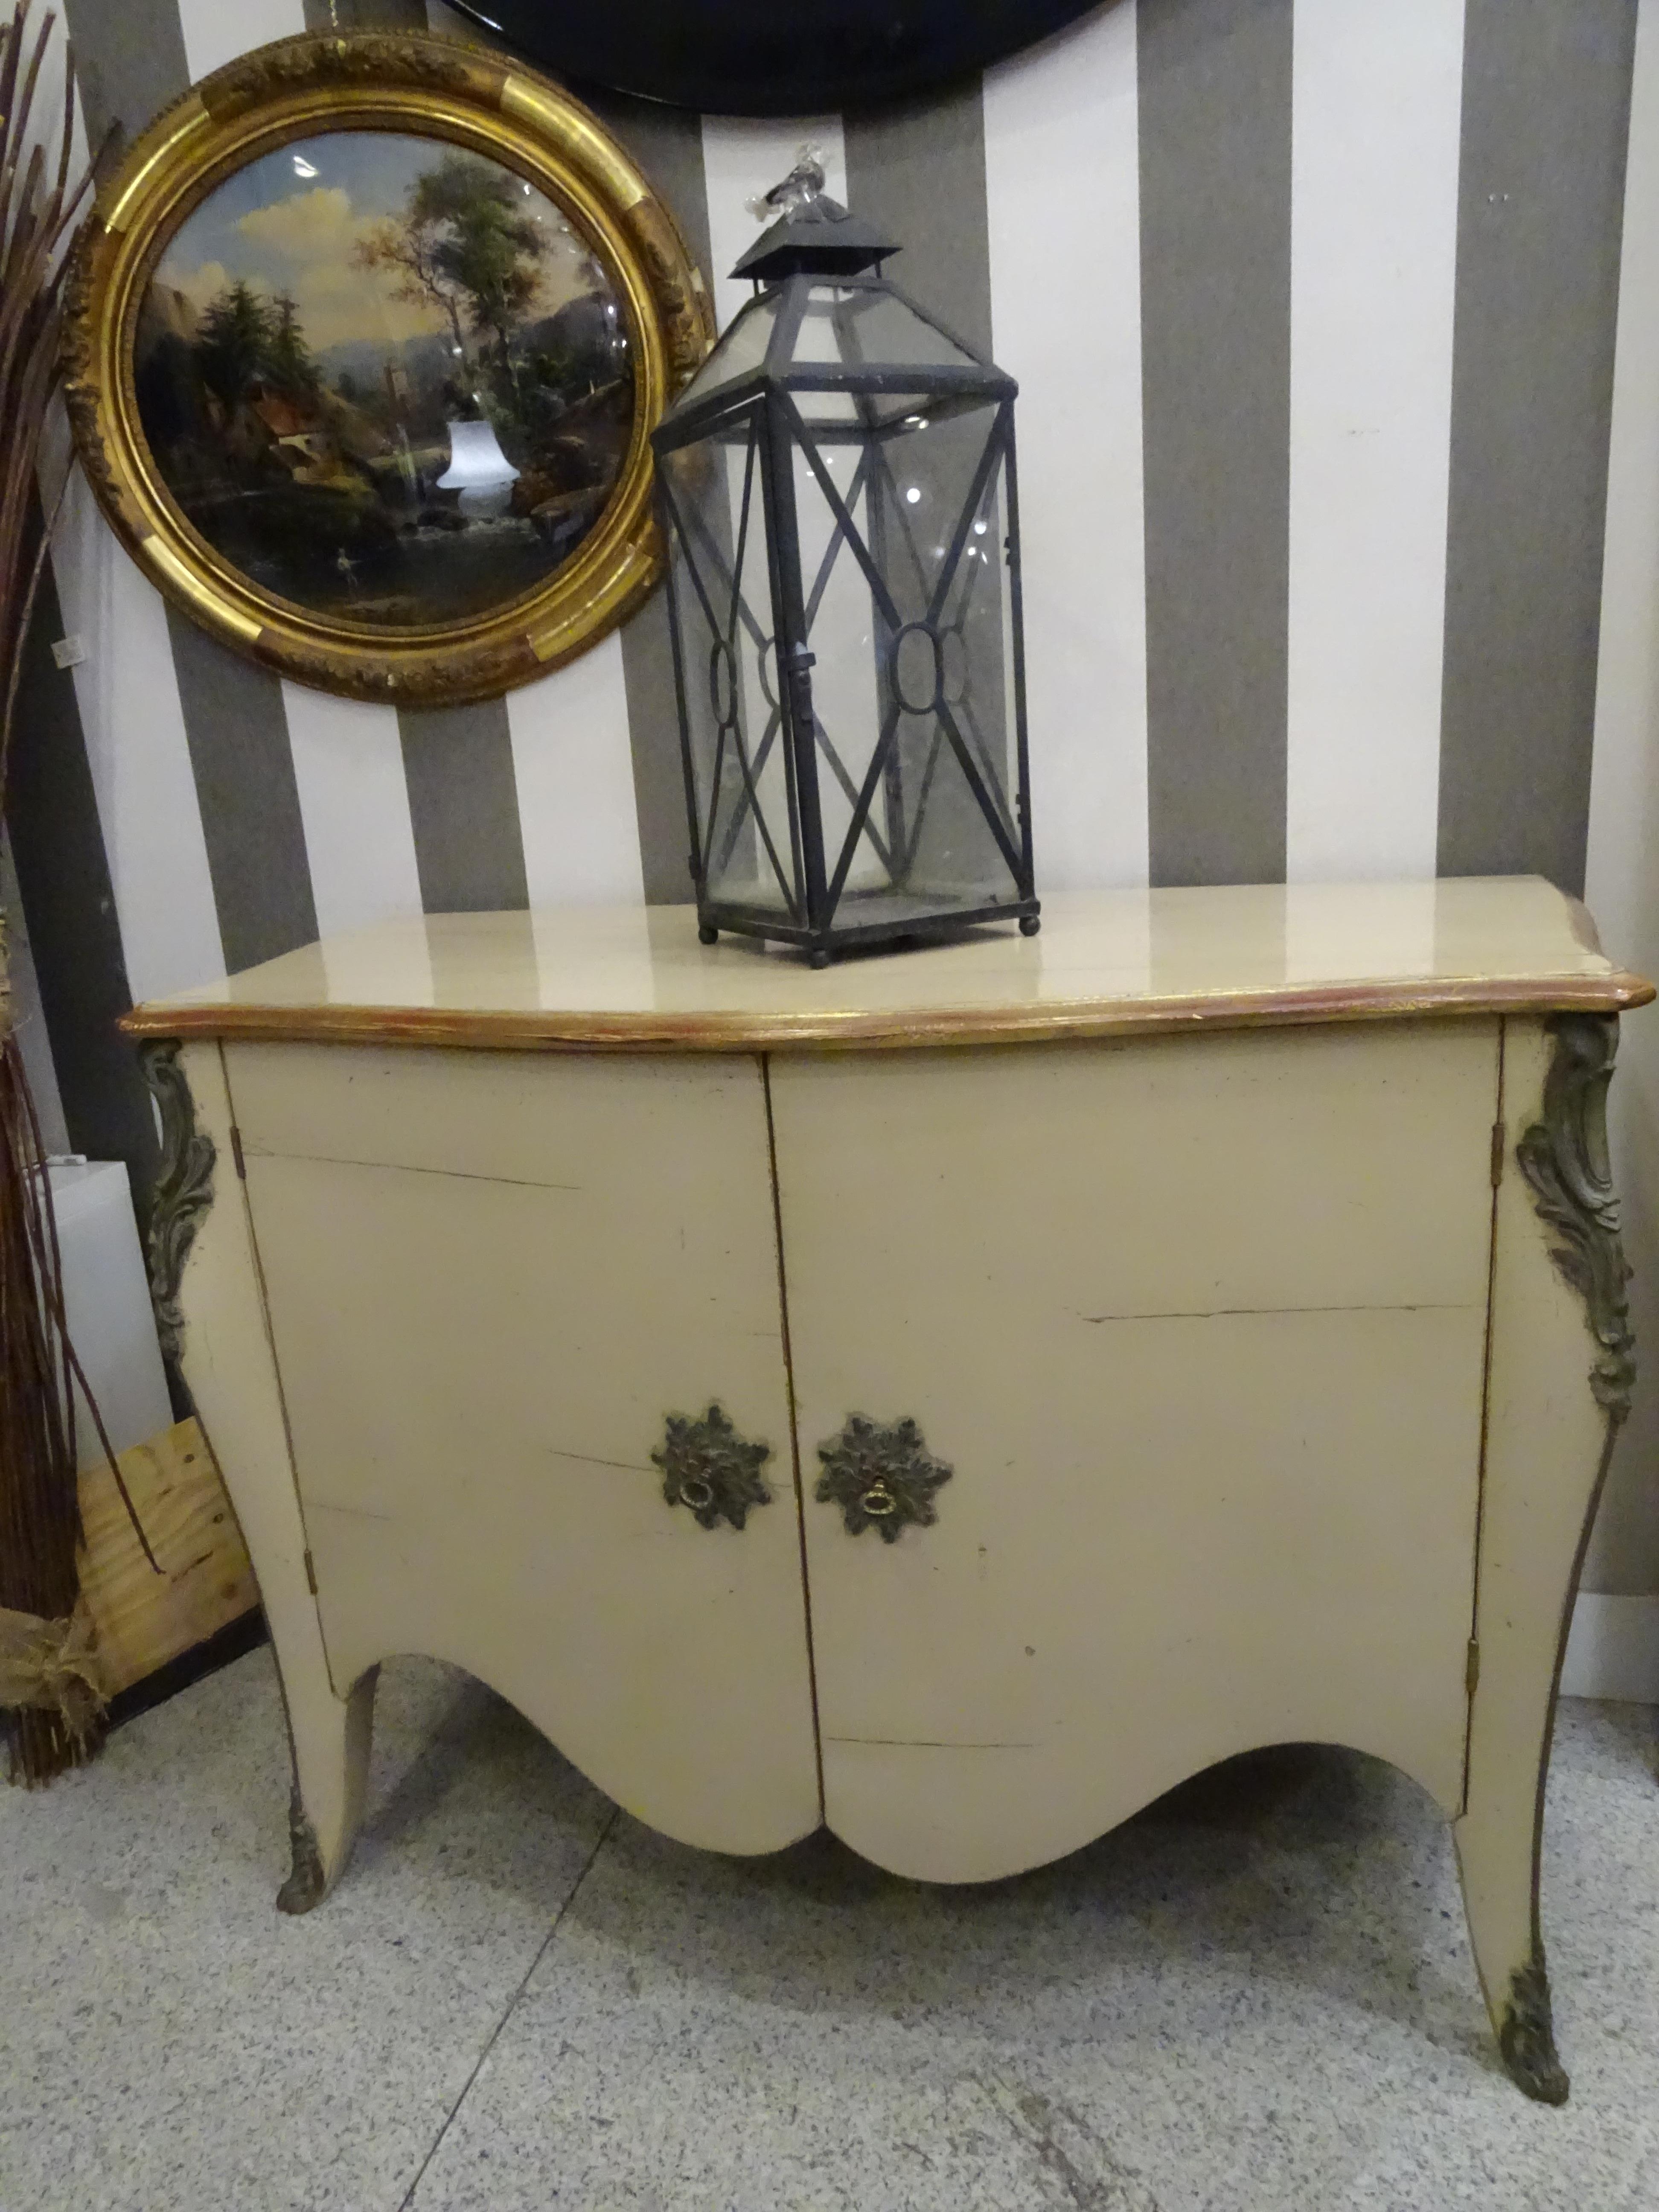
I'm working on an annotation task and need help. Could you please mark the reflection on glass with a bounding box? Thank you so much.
[135,130,633,626]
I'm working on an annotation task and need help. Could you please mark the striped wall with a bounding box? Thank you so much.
[15,0,1659,1584]
[1585,0,1659,1595]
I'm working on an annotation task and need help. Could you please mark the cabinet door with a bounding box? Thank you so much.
[228,1041,819,1856]
[770,1022,1498,1881]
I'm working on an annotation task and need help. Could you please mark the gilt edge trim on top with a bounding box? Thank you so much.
[118,970,1657,1057]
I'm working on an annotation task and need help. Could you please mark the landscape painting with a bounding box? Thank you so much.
[134,130,635,628]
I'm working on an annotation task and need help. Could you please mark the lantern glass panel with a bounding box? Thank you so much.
[789,282,978,373]
[789,399,1024,926]
[660,423,801,920]
[787,438,882,895]
[675,291,783,406]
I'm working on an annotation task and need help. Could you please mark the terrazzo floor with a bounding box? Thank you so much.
[3,1649,1656,2212]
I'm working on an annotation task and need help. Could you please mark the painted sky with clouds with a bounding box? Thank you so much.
[153,130,598,358]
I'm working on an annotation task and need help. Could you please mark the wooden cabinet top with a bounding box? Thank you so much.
[124,877,1653,1054]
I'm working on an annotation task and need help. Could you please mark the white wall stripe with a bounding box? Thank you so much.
[984,4,1150,892]
[1285,0,1465,884]
[1583,0,1659,1595]
[283,684,424,937]
[700,116,847,337]
[507,636,646,907]
[176,0,306,81]
[47,444,225,1004]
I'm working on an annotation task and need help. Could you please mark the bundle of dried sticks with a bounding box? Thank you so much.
[0,0,152,1785]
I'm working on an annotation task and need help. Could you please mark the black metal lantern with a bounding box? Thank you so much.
[652,161,1037,966]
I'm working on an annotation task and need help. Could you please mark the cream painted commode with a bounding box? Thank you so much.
[125,879,1651,2105]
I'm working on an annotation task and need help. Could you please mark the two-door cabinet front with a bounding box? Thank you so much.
[126,879,1652,2105]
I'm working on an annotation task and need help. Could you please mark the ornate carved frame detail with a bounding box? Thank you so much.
[137,1040,216,1370]
[1505,1011,1634,2105]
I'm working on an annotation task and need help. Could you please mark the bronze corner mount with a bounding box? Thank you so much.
[137,1039,215,1371]
[1516,1013,1635,1423]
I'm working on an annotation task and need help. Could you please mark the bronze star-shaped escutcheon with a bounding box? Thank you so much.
[815,1413,952,1542]
[653,1404,773,1531]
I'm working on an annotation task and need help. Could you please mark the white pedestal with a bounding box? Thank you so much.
[48,1158,171,1470]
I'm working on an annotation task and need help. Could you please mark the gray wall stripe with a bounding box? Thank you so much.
[844,83,995,359]
[1437,0,1638,896]
[1139,0,1293,888]
[166,614,320,972]
[580,93,715,904]
[616,542,700,906]
[61,0,189,154]
[399,701,530,911]
[7,555,160,1222]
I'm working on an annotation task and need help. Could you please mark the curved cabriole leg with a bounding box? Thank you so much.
[140,1040,377,1913]
[276,1664,378,1914]
[1455,1806,1573,2104]
[1456,1013,1633,2105]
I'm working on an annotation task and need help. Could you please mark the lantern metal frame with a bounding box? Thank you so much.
[652,261,1038,966]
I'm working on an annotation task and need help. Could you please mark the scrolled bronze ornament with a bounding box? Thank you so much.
[1498,1950,1570,2107]
[137,1040,216,1369]
[653,1404,772,1531]
[63,29,712,707]
[277,1787,327,1916]
[815,1413,952,1543]
[1516,1014,1635,1422]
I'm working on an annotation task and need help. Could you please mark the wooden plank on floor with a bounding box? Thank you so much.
[79,1419,258,1697]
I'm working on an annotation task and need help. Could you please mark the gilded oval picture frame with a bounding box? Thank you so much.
[64,31,713,705]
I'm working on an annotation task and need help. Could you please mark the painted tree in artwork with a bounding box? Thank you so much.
[355,152,547,382]
[192,282,322,408]
[264,291,321,402]
[195,279,271,405]
[353,196,471,363]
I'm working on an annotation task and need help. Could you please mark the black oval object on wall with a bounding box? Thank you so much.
[444,0,1109,114]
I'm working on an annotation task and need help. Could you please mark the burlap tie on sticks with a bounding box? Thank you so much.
[0,1604,105,1751]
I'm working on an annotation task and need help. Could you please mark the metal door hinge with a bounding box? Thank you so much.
[1466,1638,1481,1697]
[303,1548,318,1596]
[1490,1120,1506,1188]
[230,1123,247,1179]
